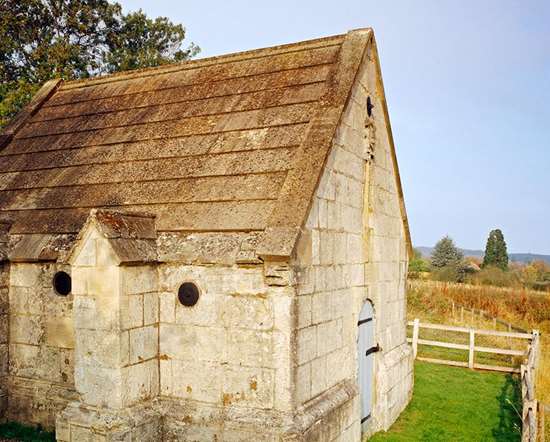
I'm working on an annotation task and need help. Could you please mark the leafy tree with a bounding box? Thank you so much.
[482,229,509,270]
[409,248,429,278]
[431,236,464,269]
[103,10,198,73]
[521,260,550,291]
[0,0,199,128]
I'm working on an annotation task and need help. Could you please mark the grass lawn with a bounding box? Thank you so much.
[370,361,522,442]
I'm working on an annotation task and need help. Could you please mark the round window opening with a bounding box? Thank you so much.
[178,282,200,307]
[53,271,72,296]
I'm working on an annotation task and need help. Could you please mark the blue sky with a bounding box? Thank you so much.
[120,0,550,254]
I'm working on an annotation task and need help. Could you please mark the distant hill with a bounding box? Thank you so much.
[416,246,550,265]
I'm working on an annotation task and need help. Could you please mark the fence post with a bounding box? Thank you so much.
[451,301,455,319]
[538,402,545,442]
[468,329,475,369]
[460,306,464,323]
[412,318,420,359]
[520,364,529,442]
[532,330,540,367]
[493,317,497,330]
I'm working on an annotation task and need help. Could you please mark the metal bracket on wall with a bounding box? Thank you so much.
[365,344,381,356]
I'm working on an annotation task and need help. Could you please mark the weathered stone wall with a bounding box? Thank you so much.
[0,261,9,420]
[56,222,161,441]
[7,262,77,429]
[291,133,365,441]
[292,40,412,439]
[71,255,159,408]
[359,43,413,433]
[158,263,294,440]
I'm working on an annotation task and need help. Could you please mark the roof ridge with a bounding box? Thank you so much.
[60,33,346,90]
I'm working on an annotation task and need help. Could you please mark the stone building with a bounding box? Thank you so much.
[0,28,413,441]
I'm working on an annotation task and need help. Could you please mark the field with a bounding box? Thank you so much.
[407,280,550,404]
[371,361,521,441]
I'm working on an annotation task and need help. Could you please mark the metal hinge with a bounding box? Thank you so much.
[357,317,373,326]
[365,344,381,356]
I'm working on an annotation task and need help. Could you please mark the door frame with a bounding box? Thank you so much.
[358,299,377,428]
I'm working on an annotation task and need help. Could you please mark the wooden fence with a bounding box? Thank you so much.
[408,320,541,441]
[520,331,541,442]
[450,301,528,334]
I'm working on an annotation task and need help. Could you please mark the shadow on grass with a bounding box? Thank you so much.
[492,374,522,441]
[371,362,522,442]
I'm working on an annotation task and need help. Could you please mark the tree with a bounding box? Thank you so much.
[0,0,199,128]
[408,248,429,278]
[103,10,199,73]
[521,260,550,291]
[431,236,464,269]
[482,229,509,270]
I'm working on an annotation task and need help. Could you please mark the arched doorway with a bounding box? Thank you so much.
[358,300,377,424]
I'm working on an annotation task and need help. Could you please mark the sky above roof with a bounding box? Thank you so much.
[119,0,550,254]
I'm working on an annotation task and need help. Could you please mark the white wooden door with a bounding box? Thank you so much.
[358,301,376,424]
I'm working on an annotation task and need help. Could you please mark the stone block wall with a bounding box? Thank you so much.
[358,44,413,432]
[158,263,294,439]
[293,132,366,405]
[7,262,77,428]
[292,41,412,438]
[0,261,9,420]
[71,261,159,409]
[292,139,366,440]
[56,223,160,441]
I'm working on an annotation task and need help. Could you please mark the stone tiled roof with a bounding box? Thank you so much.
[0,28,409,258]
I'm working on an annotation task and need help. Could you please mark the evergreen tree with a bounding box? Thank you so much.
[483,229,509,270]
[431,236,464,268]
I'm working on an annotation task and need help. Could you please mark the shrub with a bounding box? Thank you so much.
[467,266,519,288]
[409,248,430,279]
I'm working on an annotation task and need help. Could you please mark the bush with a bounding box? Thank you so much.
[430,264,470,283]
[431,266,460,283]
[467,266,519,288]
[531,281,550,292]
[409,256,430,280]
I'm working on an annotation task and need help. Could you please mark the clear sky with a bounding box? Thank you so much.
[120,0,550,254]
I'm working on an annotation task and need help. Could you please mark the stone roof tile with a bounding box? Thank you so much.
[0,29,395,258]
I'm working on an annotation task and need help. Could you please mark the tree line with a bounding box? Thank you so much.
[410,229,550,291]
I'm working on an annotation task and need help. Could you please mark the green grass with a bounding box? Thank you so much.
[371,361,522,442]
[0,422,55,442]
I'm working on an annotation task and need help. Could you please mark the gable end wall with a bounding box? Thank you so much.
[292,40,413,439]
